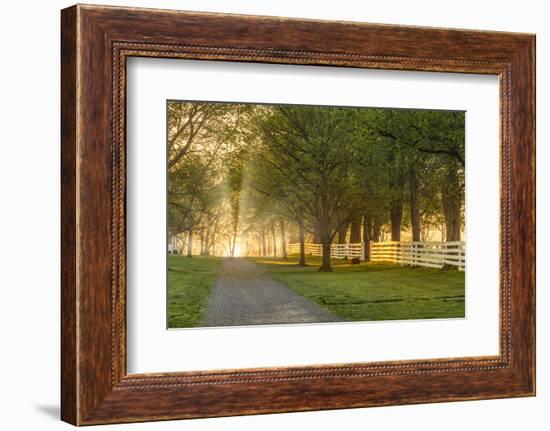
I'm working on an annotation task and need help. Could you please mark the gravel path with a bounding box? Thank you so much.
[201,258,338,327]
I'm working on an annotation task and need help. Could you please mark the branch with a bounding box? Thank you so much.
[416,147,465,167]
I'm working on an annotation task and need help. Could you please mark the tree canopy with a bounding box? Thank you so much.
[168,101,465,271]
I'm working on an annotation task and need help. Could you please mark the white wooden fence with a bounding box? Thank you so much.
[371,241,465,271]
[288,240,465,271]
[288,242,364,259]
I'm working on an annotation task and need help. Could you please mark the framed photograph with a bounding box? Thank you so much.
[61,4,535,425]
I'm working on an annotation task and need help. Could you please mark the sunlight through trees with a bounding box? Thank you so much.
[168,101,465,272]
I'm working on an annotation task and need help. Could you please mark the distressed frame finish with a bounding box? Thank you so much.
[61,4,535,426]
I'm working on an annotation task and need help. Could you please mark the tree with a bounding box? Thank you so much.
[168,102,231,170]
[167,100,465,266]
[250,105,365,271]
[168,102,255,256]
[168,150,222,255]
[358,108,465,244]
[409,110,465,242]
[280,219,288,258]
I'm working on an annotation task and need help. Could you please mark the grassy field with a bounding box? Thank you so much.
[167,255,223,328]
[251,255,465,321]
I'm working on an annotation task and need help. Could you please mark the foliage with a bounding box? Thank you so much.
[251,107,363,234]
[167,101,465,268]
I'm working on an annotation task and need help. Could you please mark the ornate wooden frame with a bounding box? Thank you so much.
[61,4,536,425]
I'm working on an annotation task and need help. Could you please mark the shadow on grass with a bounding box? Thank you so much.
[249,254,465,322]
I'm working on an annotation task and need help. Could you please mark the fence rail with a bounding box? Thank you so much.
[371,241,465,271]
[288,240,465,271]
[288,242,364,259]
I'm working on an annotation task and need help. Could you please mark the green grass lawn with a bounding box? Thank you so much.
[251,254,465,321]
[167,255,223,328]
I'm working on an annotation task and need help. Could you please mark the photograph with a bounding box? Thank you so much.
[167,101,466,328]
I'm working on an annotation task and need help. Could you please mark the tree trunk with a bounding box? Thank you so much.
[204,228,210,256]
[441,168,462,270]
[260,227,267,257]
[271,222,277,257]
[337,220,349,243]
[230,225,237,257]
[199,227,206,255]
[319,233,333,272]
[362,214,371,262]
[372,219,381,242]
[349,215,362,243]
[298,224,306,266]
[442,201,461,241]
[177,233,185,255]
[289,224,299,242]
[390,200,403,241]
[409,166,421,242]
[280,219,287,258]
[208,219,218,256]
[442,167,462,242]
[186,228,193,257]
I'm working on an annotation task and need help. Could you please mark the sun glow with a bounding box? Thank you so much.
[233,244,242,257]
